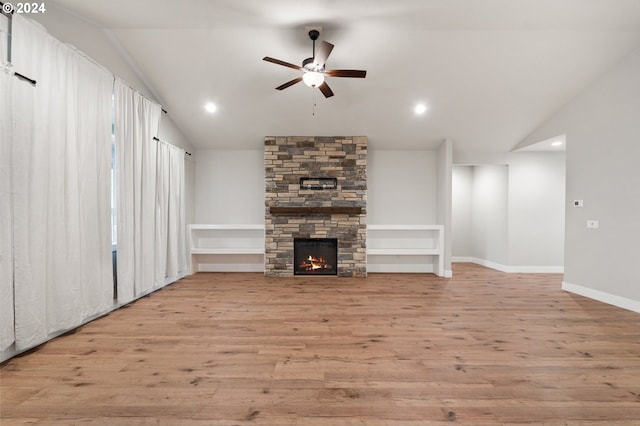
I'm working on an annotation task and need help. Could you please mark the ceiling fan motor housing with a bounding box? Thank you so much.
[302,57,323,72]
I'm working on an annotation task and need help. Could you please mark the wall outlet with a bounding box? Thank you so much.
[573,200,584,207]
[586,220,599,229]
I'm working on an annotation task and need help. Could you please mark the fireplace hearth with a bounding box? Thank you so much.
[294,238,338,276]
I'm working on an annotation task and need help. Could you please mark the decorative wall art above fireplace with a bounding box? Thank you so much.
[300,177,337,190]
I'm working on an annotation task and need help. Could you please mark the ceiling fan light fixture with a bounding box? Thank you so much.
[303,71,325,88]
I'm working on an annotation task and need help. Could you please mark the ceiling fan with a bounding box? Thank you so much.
[263,29,367,98]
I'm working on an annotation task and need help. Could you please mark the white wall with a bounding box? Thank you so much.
[436,139,453,276]
[507,152,565,269]
[470,165,509,266]
[367,150,438,224]
[452,153,565,271]
[194,149,264,224]
[194,148,441,226]
[452,166,473,257]
[521,47,640,312]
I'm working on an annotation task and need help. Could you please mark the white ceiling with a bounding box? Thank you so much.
[515,135,566,152]
[49,0,640,151]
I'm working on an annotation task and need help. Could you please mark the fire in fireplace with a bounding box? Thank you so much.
[294,238,338,275]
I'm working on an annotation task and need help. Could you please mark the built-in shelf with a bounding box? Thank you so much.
[189,224,265,273]
[367,225,444,276]
[367,248,441,256]
[190,248,264,255]
[188,224,445,276]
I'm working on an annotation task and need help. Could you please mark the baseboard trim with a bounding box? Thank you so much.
[507,265,564,273]
[452,257,563,273]
[453,257,509,272]
[562,281,640,314]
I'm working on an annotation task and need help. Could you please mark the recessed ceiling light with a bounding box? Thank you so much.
[551,140,563,147]
[414,103,427,115]
[204,102,217,113]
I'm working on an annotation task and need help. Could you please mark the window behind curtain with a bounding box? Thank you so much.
[111,121,117,247]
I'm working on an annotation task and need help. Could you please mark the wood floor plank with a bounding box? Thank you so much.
[2,263,640,424]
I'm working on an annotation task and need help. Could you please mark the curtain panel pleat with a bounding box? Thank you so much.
[0,64,15,351]
[166,143,187,279]
[156,141,187,284]
[155,142,170,285]
[10,15,114,350]
[113,78,161,304]
[0,29,8,64]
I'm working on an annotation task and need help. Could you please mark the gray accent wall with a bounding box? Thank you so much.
[471,165,510,267]
[522,47,640,310]
[506,152,565,269]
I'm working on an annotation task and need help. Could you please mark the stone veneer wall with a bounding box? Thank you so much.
[264,136,367,277]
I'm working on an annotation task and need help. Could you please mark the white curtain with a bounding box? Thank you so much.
[0,64,14,350]
[11,16,113,350]
[1,8,9,64]
[0,29,8,64]
[166,143,187,279]
[114,78,161,304]
[155,141,187,285]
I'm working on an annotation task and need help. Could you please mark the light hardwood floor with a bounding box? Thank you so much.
[1,263,640,425]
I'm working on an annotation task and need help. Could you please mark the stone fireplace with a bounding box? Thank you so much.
[264,136,367,277]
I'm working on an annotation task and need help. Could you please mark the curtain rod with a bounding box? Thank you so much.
[14,72,36,85]
[153,136,192,156]
[1,1,12,63]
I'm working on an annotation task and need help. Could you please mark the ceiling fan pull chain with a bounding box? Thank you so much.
[312,89,317,116]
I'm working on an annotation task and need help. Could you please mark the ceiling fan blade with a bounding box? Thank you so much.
[325,69,367,78]
[263,57,303,71]
[314,41,334,67]
[275,77,303,90]
[318,81,334,98]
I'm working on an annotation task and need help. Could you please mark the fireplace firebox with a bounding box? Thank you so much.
[293,238,338,276]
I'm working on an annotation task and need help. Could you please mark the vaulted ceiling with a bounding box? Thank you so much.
[48,0,640,151]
